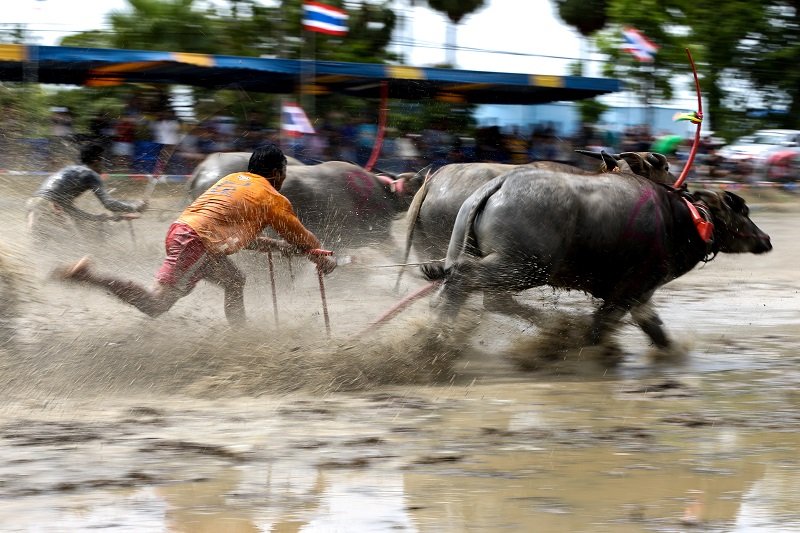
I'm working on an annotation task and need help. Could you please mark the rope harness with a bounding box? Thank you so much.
[678,190,717,262]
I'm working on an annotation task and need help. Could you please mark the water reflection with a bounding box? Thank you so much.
[734,464,800,532]
[4,377,800,532]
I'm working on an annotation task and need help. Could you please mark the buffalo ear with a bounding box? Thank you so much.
[617,152,648,176]
[722,190,747,211]
[692,190,723,211]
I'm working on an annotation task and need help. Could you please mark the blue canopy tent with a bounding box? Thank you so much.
[0,44,624,172]
[0,44,622,105]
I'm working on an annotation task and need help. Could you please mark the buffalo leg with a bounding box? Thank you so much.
[430,260,476,322]
[588,302,628,346]
[433,280,470,322]
[630,300,671,348]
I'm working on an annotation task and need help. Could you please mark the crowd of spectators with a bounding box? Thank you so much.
[2,103,789,186]
[6,106,580,176]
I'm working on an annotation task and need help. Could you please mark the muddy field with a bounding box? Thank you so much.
[1,175,799,532]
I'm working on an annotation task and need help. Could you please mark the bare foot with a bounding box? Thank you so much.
[52,256,92,282]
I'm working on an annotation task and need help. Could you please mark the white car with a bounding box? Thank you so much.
[719,129,800,179]
[718,129,800,168]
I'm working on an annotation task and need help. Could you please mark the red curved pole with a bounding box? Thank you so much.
[673,48,703,189]
[364,81,389,172]
[361,281,439,334]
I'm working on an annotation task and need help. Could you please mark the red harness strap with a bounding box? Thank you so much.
[682,198,714,243]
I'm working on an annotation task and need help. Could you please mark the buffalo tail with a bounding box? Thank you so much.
[421,262,447,281]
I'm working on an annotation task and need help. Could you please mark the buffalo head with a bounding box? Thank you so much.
[576,150,676,185]
[373,169,425,209]
[691,190,772,254]
[393,170,426,199]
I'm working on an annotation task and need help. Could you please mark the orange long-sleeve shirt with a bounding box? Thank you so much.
[178,172,320,255]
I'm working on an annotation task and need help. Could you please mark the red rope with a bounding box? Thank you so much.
[673,48,703,189]
[364,81,389,172]
[362,281,439,334]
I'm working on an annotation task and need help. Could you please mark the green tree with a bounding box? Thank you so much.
[57,0,399,128]
[591,0,770,138]
[741,1,800,129]
[274,0,396,62]
[108,0,221,53]
[60,31,114,49]
[424,0,487,66]
[62,0,397,62]
[592,3,684,126]
[555,0,608,36]
[205,0,280,58]
[680,0,768,135]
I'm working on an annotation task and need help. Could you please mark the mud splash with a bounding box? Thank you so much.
[1,176,799,531]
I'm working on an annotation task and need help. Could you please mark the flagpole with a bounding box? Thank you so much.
[301,27,314,118]
[298,1,349,152]
[300,26,316,161]
[278,96,286,153]
[636,36,653,126]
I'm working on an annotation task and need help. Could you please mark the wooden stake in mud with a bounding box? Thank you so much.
[317,266,331,337]
[267,250,279,325]
[308,248,333,337]
[125,175,159,248]
[127,219,137,246]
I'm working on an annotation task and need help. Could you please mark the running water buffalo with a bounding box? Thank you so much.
[278,162,422,246]
[422,166,771,355]
[187,152,304,199]
[188,153,422,247]
[401,152,675,276]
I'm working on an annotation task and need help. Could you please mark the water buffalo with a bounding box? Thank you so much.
[422,166,771,355]
[188,153,422,248]
[403,152,675,266]
[277,161,422,247]
[187,151,304,199]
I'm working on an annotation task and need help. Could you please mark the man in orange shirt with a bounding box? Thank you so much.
[54,143,336,324]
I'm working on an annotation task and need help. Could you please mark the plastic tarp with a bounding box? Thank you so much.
[0,44,623,104]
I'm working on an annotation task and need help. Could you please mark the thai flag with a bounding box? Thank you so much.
[281,102,316,135]
[621,27,659,62]
[302,1,348,36]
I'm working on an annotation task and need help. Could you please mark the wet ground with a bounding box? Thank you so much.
[1,176,799,532]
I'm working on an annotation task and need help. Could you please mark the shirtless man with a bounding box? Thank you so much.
[54,143,336,324]
[27,143,146,237]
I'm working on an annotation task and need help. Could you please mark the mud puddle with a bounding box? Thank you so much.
[2,371,800,532]
[1,181,799,531]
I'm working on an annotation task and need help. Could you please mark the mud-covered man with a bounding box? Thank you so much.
[55,143,336,324]
[27,143,146,236]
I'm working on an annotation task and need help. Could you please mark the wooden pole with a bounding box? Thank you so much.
[267,250,279,325]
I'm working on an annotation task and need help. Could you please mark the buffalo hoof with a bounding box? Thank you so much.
[579,341,625,368]
[647,340,690,363]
